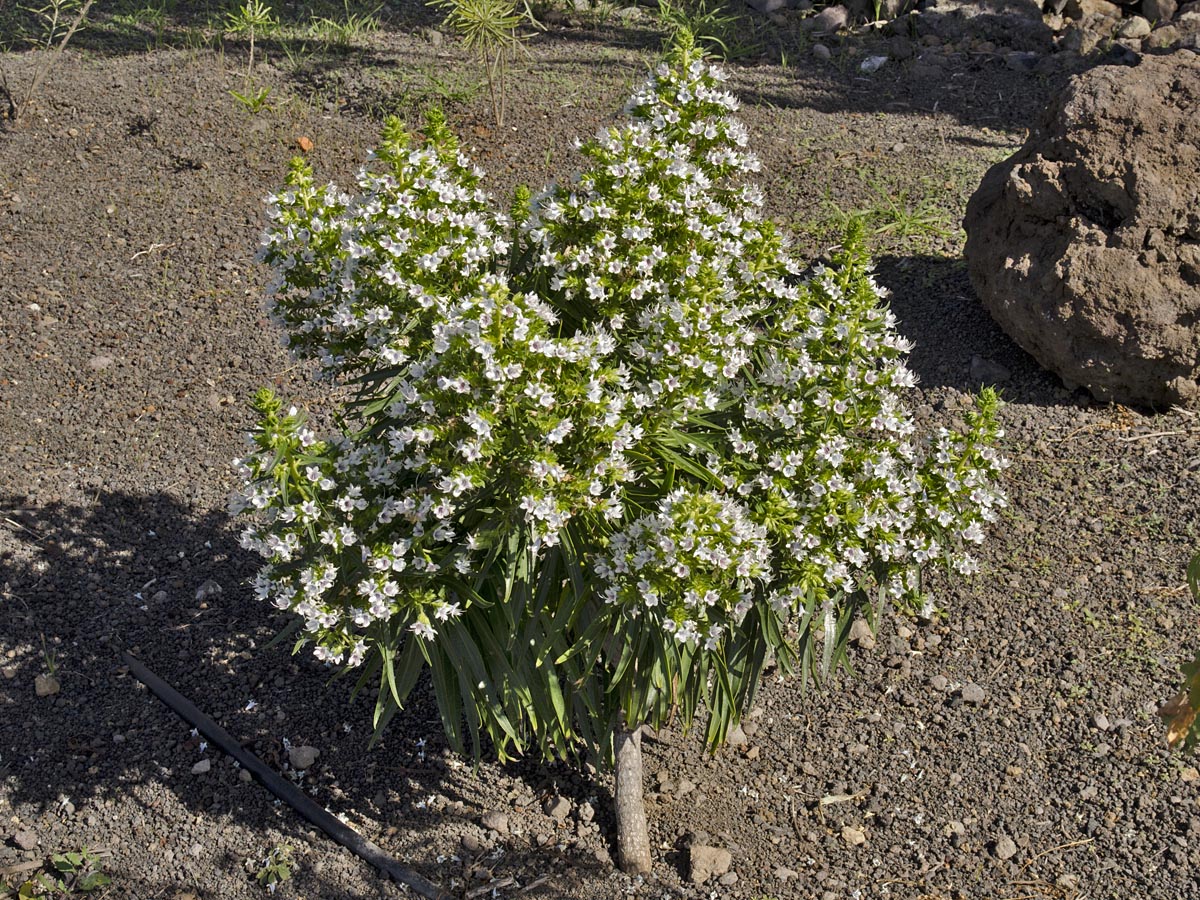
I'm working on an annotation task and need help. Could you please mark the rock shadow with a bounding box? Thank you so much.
[873,252,1088,408]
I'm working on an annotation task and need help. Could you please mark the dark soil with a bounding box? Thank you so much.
[3,5,1200,900]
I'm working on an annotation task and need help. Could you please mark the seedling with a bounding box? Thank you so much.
[251,845,293,893]
[1,0,96,123]
[108,0,171,49]
[428,0,537,128]
[230,83,272,113]
[40,634,58,676]
[225,0,277,76]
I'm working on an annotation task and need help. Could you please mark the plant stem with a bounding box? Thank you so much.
[16,0,95,122]
[486,49,502,129]
[614,726,651,875]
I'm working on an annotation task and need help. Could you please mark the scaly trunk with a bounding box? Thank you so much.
[614,726,651,875]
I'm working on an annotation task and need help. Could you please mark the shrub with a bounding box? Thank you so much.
[1162,552,1200,749]
[233,32,1007,872]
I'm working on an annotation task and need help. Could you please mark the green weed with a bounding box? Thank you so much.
[230,83,272,112]
[250,845,294,892]
[308,0,380,52]
[2,847,112,898]
[654,0,750,60]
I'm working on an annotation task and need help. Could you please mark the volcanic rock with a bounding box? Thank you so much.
[689,844,733,884]
[964,54,1200,408]
[288,745,320,770]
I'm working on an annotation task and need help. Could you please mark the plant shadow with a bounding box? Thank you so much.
[0,491,615,898]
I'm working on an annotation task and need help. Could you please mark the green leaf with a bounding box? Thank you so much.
[608,626,644,692]
[380,639,402,710]
[76,872,112,892]
[425,646,465,755]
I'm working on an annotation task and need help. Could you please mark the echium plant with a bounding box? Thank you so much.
[233,32,1008,873]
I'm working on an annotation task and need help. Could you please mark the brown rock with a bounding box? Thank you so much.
[849,618,877,650]
[1118,14,1153,36]
[1146,23,1183,46]
[1142,0,1178,21]
[1059,16,1113,53]
[964,54,1200,408]
[1066,0,1122,16]
[13,830,38,851]
[34,674,60,697]
[689,844,732,884]
[806,4,848,33]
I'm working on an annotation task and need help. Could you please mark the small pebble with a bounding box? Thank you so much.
[13,830,38,851]
[191,759,211,775]
[993,835,1018,860]
[481,810,509,834]
[849,618,876,650]
[194,579,223,601]
[543,795,571,821]
[289,745,320,770]
[960,682,987,705]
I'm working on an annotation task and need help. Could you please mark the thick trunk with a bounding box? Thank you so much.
[613,726,651,875]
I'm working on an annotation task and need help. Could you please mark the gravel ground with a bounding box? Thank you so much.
[3,5,1200,900]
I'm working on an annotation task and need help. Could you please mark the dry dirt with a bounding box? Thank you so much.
[3,4,1200,900]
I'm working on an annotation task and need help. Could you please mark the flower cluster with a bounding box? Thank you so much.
[524,55,770,424]
[234,38,1007,736]
[597,489,769,648]
[236,116,638,664]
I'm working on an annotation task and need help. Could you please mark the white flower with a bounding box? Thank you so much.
[409,621,436,641]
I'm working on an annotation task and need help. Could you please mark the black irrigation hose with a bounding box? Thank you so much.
[122,651,450,900]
